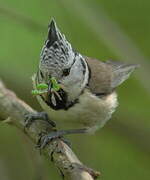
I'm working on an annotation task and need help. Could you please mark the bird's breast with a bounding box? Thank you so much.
[37,89,118,133]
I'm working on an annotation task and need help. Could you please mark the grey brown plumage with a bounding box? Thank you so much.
[86,57,139,95]
[33,19,139,136]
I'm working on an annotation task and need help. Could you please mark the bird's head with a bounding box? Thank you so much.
[39,19,89,101]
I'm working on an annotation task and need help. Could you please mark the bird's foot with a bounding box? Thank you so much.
[36,131,61,150]
[36,130,63,149]
[24,112,56,129]
[36,128,87,149]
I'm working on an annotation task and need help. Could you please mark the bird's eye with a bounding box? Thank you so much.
[62,68,70,76]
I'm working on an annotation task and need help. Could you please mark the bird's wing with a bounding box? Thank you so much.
[105,60,139,89]
[85,57,112,95]
[85,57,139,95]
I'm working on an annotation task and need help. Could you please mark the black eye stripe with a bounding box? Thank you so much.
[80,57,86,75]
[63,68,71,76]
[62,53,76,77]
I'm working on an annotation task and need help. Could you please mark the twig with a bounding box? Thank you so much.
[0,80,100,180]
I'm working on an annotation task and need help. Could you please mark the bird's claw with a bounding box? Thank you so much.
[36,131,61,149]
[24,114,34,128]
[24,112,56,130]
[36,130,71,149]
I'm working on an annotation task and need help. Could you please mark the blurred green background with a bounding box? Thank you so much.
[0,0,150,179]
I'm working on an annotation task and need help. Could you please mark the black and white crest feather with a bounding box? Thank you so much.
[39,19,75,78]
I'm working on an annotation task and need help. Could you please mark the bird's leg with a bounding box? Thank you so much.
[37,128,88,149]
[24,112,56,129]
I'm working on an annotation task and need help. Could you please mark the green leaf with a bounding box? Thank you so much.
[50,77,61,91]
[36,83,48,90]
[31,89,48,95]
[31,89,40,95]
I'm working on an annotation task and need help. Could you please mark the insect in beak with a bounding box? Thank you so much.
[32,77,66,106]
[49,77,62,106]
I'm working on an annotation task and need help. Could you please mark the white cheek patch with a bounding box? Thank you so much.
[60,55,89,101]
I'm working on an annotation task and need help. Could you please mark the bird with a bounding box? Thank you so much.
[28,19,139,148]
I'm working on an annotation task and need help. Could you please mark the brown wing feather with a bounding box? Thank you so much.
[85,57,113,94]
[105,60,139,89]
[85,57,139,95]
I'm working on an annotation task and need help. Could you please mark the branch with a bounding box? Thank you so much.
[0,80,100,180]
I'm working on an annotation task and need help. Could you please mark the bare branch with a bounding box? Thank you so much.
[0,80,100,180]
